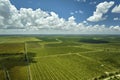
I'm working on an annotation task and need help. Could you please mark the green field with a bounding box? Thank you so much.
[0,35,120,80]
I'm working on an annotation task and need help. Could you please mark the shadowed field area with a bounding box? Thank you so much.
[79,38,109,43]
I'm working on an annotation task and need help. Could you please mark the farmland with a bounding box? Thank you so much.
[0,35,120,80]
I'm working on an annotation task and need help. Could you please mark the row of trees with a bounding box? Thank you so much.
[94,70,120,80]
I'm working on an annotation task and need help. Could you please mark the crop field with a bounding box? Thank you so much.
[0,35,120,80]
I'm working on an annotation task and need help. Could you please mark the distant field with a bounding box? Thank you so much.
[0,36,40,43]
[0,35,120,80]
[0,43,24,54]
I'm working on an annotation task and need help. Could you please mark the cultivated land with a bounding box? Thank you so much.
[0,35,120,80]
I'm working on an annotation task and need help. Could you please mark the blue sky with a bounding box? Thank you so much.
[0,0,120,34]
[10,0,89,22]
[10,0,120,26]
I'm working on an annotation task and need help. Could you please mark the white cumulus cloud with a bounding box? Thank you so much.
[87,1,114,22]
[70,10,83,15]
[112,4,120,13]
[110,26,120,31]
[113,17,120,21]
[0,0,120,34]
[75,0,86,2]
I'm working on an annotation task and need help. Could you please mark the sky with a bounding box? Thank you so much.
[0,0,120,34]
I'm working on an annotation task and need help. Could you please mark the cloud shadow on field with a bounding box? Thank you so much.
[0,52,37,70]
[79,38,110,44]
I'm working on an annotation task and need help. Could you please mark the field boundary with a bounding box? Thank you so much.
[25,42,33,80]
